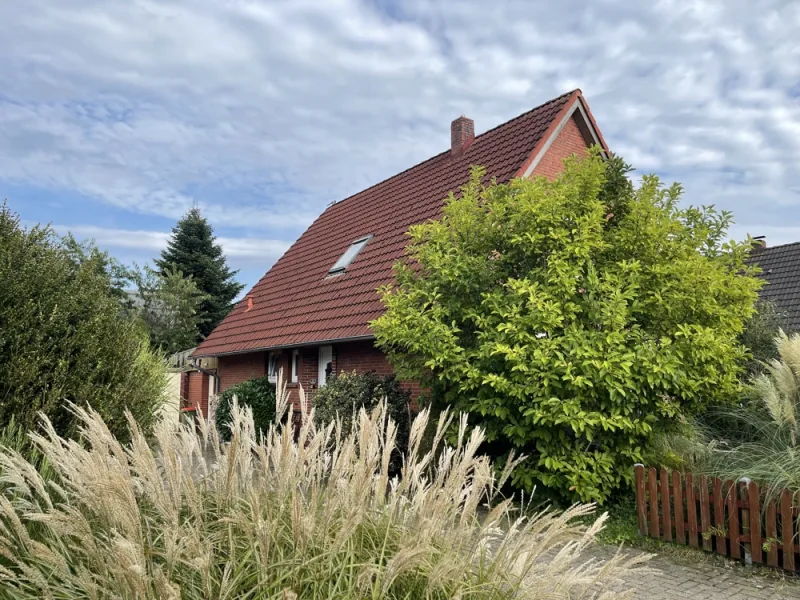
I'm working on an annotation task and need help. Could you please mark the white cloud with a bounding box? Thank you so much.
[2,0,800,255]
[52,224,289,264]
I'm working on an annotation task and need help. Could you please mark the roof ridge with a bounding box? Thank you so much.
[324,89,580,213]
[754,240,800,252]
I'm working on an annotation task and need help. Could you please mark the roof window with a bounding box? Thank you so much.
[328,235,372,275]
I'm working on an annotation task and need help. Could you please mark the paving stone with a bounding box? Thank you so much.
[586,545,800,599]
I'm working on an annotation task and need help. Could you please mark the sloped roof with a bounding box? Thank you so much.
[749,242,800,331]
[196,89,594,356]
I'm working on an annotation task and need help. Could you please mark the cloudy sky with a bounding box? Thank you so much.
[3,0,800,290]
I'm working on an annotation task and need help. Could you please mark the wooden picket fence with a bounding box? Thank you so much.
[634,464,800,572]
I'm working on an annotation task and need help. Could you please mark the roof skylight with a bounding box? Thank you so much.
[328,235,372,275]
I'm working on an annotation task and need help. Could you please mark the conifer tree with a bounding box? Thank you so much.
[156,208,243,340]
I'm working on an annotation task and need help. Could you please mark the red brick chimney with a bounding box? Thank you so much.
[451,115,474,157]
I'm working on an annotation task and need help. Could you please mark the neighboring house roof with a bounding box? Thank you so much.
[749,242,800,331]
[195,89,606,357]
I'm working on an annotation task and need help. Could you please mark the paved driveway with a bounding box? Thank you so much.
[594,545,800,599]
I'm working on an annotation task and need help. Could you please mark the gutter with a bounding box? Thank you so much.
[192,334,377,359]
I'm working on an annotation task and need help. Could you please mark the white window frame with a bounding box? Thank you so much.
[267,353,280,384]
[318,345,333,387]
[291,350,299,384]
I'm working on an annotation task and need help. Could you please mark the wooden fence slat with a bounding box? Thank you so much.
[634,466,800,575]
[766,501,778,567]
[726,480,741,559]
[648,467,660,539]
[699,475,712,551]
[673,470,685,544]
[661,469,672,542]
[781,489,794,571]
[749,481,763,564]
[713,477,726,555]
[635,464,647,536]
[686,473,698,548]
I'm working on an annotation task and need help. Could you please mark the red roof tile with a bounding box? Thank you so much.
[196,90,583,356]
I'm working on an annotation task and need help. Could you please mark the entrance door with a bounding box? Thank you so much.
[318,345,333,387]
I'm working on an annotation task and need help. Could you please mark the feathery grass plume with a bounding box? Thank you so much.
[705,330,800,500]
[0,399,646,598]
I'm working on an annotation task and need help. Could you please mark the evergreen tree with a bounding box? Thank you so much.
[156,208,243,340]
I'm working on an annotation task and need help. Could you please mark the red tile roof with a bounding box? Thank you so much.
[196,89,587,356]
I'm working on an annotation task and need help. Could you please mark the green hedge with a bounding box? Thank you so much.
[313,371,411,467]
[215,376,276,441]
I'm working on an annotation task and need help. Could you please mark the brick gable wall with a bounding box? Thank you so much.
[532,113,590,179]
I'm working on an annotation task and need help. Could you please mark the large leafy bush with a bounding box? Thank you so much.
[0,205,165,440]
[215,375,276,440]
[0,400,644,598]
[313,371,411,463]
[373,151,762,503]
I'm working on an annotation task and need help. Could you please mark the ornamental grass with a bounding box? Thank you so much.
[0,382,644,599]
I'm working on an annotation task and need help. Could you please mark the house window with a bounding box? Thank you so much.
[291,350,299,384]
[328,235,372,275]
[318,346,333,386]
[267,353,280,384]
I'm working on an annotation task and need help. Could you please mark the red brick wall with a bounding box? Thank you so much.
[186,371,210,417]
[335,340,393,375]
[293,346,318,409]
[532,113,590,180]
[217,341,422,408]
[334,340,421,398]
[218,351,267,393]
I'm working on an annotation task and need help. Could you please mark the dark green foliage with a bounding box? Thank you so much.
[0,204,165,440]
[156,208,243,340]
[215,376,276,441]
[131,264,209,355]
[373,150,762,503]
[61,234,136,311]
[313,371,412,462]
[740,300,787,377]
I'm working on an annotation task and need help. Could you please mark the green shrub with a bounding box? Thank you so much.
[0,204,165,441]
[215,375,276,440]
[0,402,645,598]
[373,151,762,504]
[740,300,787,377]
[641,418,711,473]
[313,371,411,462]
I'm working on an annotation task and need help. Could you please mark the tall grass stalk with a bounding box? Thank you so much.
[705,330,800,501]
[0,397,645,598]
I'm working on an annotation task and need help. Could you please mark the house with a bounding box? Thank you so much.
[193,89,609,404]
[748,238,800,331]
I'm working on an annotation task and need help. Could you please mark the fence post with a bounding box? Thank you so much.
[748,479,763,564]
[726,480,741,559]
[781,489,795,571]
[673,470,685,544]
[648,467,660,538]
[740,477,752,566]
[661,469,673,542]
[634,464,647,536]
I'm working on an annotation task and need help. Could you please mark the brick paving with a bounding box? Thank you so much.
[592,545,800,599]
